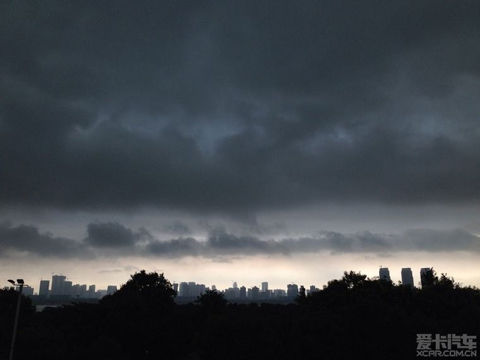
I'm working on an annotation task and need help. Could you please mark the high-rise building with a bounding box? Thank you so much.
[64,281,73,296]
[51,275,66,295]
[250,286,260,299]
[287,284,298,297]
[401,268,414,287]
[39,280,50,297]
[379,267,391,281]
[239,286,246,298]
[107,285,117,295]
[22,286,34,296]
[179,282,189,297]
[261,282,268,292]
[88,285,96,298]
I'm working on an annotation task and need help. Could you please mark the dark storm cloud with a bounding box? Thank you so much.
[1,1,480,212]
[1,221,479,258]
[85,222,151,247]
[163,221,191,235]
[0,221,92,258]
[146,227,480,258]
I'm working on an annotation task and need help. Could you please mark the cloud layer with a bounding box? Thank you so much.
[1,1,480,214]
[1,221,479,259]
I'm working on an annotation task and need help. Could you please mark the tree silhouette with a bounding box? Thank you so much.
[101,270,176,309]
[195,289,227,311]
[341,270,367,288]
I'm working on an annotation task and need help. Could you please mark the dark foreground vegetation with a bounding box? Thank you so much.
[1,270,479,360]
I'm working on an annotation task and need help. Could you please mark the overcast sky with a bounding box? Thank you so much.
[1,1,480,290]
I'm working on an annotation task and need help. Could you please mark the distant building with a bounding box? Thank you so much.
[308,285,319,295]
[249,286,260,299]
[39,280,50,297]
[64,281,72,296]
[88,285,96,298]
[179,282,189,297]
[401,268,414,287]
[191,283,205,297]
[79,284,87,297]
[224,283,240,299]
[379,267,391,282]
[173,283,179,294]
[239,286,246,298]
[261,282,268,292]
[273,289,286,297]
[22,286,34,296]
[51,275,66,295]
[107,285,117,295]
[178,282,205,297]
[287,284,298,298]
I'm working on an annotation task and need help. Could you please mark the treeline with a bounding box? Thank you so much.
[1,269,479,360]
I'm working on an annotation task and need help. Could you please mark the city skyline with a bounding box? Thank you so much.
[1,1,480,289]
[11,266,445,298]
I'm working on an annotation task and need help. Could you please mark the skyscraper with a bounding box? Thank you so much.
[22,286,34,296]
[79,284,87,297]
[179,282,189,297]
[287,284,298,297]
[261,282,268,292]
[379,267,391,281]
[64,281,73,296]
[39,280,50,297]
[51,275,66,295]
[250,286,260,299]
[88,285,96,298]
[107,285,118,295]
[401,268,414,287]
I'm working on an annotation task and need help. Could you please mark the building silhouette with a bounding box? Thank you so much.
[64,281,73,296]
[379,267,391,281]
[287,284,298,298]
[401,268,414,287]
[249,286,260,299]
[51,275,66,295]
[239,286,246,298]
[39,280,50,297]
[178,281,205,297]
[88,285,96,298]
